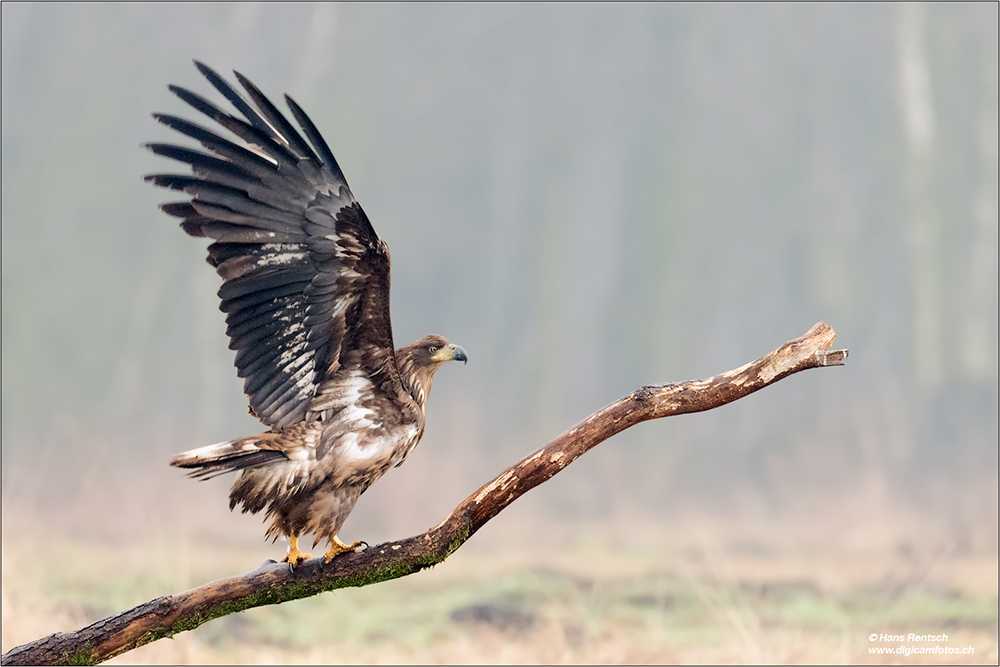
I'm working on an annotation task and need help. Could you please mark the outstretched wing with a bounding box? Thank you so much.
[147,61,401,430]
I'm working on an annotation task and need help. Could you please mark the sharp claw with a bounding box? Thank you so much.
[321,536,369,562]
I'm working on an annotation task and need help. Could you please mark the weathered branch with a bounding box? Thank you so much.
[2,322,847,666]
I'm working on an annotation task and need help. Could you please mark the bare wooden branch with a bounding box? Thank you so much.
[2,322,847,666]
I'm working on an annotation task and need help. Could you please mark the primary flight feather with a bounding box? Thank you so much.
[147,61,467,564]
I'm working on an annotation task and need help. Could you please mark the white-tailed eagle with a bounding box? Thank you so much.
[147,61,467,564]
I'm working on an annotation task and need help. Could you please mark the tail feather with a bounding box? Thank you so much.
[170,434,285,480]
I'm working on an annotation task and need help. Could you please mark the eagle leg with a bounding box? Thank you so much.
[281,535,313,566]
[323,535,367,563]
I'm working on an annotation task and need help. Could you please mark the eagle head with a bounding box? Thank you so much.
[397,335,467,408]
[414,334,468,366]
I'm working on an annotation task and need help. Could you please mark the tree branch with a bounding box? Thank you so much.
[2,322,848,666]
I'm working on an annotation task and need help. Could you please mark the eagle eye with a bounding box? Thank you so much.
[428,345,440,353]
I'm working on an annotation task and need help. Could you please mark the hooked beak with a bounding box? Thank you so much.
[430,342,468,364]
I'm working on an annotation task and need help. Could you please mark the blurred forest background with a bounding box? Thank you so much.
[2,3,997,663]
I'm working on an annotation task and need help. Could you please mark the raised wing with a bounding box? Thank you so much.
[147,61,400,430]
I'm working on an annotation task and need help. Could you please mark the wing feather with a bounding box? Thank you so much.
[219,281,311,314]
[218,266,315,301]
[234,70,321,164]
[236,339,307,382]
[223,293,300,329]
[148,63,402,429]
[194,60,285,145]
[285,95,348,185]
[152,114,280,175]
[145,144,261,185]
[198,223,292,245]
[167,85,303,169]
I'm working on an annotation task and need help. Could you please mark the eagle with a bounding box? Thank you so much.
[146,61,467,565]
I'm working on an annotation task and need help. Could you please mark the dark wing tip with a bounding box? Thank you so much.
[193,60,231,89]
[179,220,208,237]
[283,93,346,184]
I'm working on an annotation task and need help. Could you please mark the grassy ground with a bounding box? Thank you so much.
[3,500,997,665]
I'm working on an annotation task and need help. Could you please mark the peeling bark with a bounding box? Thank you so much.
[1,322,847,666]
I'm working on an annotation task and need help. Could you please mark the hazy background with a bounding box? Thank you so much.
[2,3,997,661]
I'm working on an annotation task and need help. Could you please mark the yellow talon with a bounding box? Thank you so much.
[281,535,312,565]
[323,535,366,563]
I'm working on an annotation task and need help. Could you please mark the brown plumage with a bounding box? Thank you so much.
[148,62,467,563]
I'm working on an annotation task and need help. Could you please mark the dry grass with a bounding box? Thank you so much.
[3,491,997,665]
